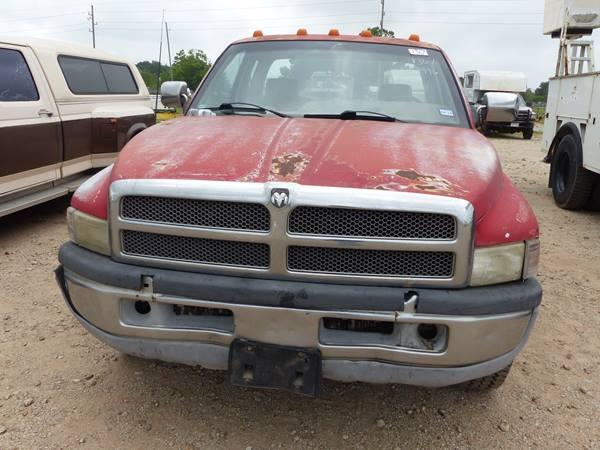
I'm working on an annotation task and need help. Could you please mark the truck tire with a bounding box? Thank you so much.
[551,134,595,210]
[481,123,492,137]
[461,364,512,391]
[523,128,533,140]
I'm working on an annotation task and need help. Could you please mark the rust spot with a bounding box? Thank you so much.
[270,152,309,181]
[384,168,466,194]
[393,170,422,180]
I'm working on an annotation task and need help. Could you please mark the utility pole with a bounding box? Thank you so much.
[165,22,173,81]
[380,0,385,30]
[155,9,165,111]
[88,4,97,48]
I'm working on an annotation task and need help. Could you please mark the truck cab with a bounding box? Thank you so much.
[463,70,536,140]
[0,37,155,217]
[56,30,542,396]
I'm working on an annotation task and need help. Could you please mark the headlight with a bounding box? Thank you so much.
[67,207,110,255]
[470,242,525,287]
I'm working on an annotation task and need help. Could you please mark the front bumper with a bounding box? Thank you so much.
[56,242,542,387]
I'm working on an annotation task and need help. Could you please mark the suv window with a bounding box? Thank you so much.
[58,56,138,95]
[0,48,39,102]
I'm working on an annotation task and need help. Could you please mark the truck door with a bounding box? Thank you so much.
[0,44,61,196]
[583,76,600,173]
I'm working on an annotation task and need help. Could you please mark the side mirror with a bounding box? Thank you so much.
[160,81,191,108]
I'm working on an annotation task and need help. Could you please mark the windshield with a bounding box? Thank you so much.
[191,40,469,127]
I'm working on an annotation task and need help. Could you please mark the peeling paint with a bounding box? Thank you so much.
[383,168,468,194]
[269,152,310,181]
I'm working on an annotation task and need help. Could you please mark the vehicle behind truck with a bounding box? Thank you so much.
[0,37,155,217]
[463,70,536,139]
[56,30,541,397]
[542,0,600,209]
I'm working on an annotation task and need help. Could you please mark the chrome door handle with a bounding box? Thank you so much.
[38,109,53,117]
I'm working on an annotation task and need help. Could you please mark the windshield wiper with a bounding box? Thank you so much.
[304,110,403,122]
[213,102,290,118]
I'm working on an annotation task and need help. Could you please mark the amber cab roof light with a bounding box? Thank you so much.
[359,29,372,37]
[252,30,263,37]
[328,28,340,36]
[297,28,308,35]
[408,34,420,42]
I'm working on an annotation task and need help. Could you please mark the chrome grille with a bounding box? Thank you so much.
[110,180,474,287]
[121,196,270,232]
[289,206,456,239]
[121,230,270,268]
[288,246,454,278]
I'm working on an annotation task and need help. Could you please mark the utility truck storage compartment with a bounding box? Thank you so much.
[544,0,600,36]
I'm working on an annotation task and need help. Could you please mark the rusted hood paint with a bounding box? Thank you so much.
[111,116,504,219]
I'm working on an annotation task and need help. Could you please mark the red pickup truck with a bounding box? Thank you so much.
[56,30,541,396]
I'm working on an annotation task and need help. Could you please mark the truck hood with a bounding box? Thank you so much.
[112,116,504,219]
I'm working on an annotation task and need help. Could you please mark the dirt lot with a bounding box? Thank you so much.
[0,135,598,450]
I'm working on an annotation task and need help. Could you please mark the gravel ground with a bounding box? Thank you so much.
[0,134,598,450]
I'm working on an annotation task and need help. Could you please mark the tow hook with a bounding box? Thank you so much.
[403,291,419,314]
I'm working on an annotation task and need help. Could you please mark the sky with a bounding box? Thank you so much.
[1,0,599,89]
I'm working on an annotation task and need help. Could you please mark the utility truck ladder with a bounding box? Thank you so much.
[555,10,596,76]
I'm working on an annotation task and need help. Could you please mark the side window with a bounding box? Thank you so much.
[100,62,138,94]
[0,48,39,102]
[58,55,138,95]
[382,67,425,102]
[465,74,474,88]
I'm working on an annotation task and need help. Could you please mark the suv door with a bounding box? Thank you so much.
[0,44,61,196]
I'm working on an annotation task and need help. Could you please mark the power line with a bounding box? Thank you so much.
[112,0,377,14]
[0,12,85,24]
[101,11,379,24]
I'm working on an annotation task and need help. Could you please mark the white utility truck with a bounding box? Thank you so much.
[463,70,535,139]
[542,0,600,209]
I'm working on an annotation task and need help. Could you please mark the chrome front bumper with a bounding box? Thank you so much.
[57,264,539,387]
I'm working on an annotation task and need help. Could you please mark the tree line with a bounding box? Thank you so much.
[136,49,211,93]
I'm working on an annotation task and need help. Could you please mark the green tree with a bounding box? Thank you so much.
[136,60,171,93]
[534,81,549,99]
[171,49,211,91]
[368,26,395,38]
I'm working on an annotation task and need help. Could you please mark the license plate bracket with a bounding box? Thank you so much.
[228,339,322,397]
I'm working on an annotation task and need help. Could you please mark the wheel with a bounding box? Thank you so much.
[550,134,595,210]
[523,128,533,140]
[461,364,512,391]
[480,123,492,137]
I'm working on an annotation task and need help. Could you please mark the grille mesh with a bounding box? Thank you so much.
[122,230,270,268]
[288,246,454,278]
[289,206,456,240]
[121,196,270,232]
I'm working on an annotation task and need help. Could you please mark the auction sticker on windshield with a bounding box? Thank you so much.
[408,48,429,56]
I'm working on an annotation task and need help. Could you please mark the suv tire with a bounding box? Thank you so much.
[461,364,512,391]
[551,134,594,210]
[523,128,533,140]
